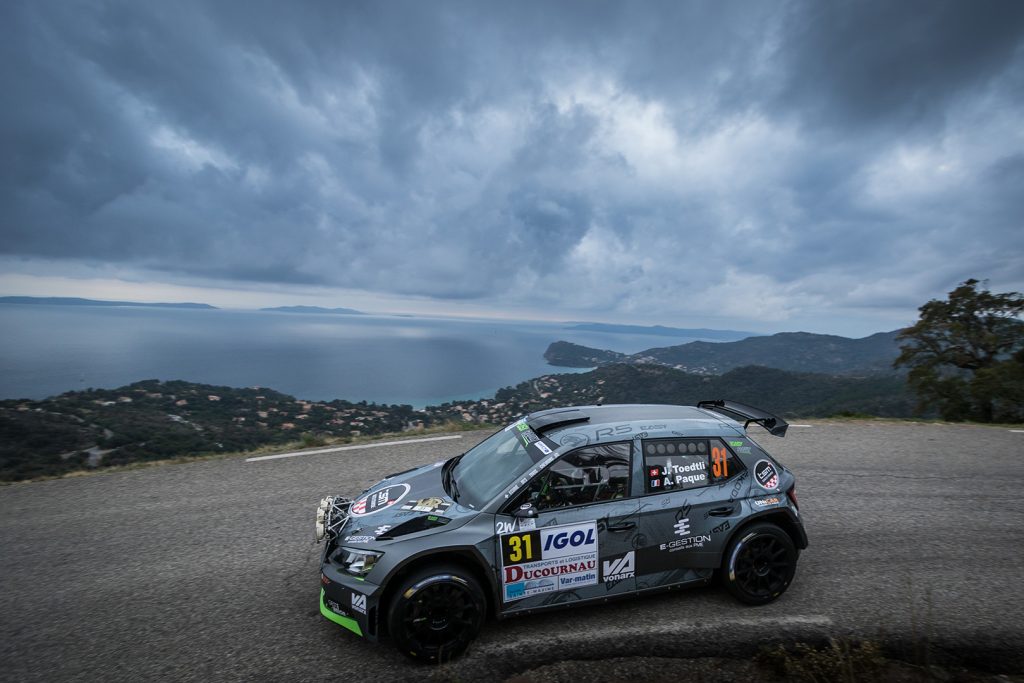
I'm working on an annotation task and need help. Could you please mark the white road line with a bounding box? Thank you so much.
[789,424,813,428]
[246,435,463,462]
[1010,429,1024,433]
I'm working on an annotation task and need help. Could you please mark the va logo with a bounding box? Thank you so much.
[602,551,635,582]
[351,592,367,614]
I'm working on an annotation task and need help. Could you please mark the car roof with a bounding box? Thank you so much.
[525,403,742,441]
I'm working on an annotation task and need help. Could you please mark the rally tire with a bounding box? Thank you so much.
[720,523,797,605]
[386,563,486,663]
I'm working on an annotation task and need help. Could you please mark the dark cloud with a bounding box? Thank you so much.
[775,0,1024,132]
[1,0,1022,328]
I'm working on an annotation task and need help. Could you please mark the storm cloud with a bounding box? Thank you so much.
[2,0,1022,331]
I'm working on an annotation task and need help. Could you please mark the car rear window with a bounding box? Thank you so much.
[642,437,743,494]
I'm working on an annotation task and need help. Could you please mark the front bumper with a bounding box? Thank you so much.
[320,588,362,636]
[319,561,384,641]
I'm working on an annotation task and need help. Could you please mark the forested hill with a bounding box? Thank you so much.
[2,365,918,481]
[506,364,915,418]
[545,330,903,375]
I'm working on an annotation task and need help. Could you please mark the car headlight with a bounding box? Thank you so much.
[338,547,384,576]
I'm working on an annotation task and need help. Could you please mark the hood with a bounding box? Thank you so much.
[338,459,475,545]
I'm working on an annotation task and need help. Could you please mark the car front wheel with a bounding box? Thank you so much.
[386,563,486,663]
[721,522,797,605]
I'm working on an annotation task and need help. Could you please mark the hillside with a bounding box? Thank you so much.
[545,330,903,375]
[1,366,919,481]
[544,341,628,367]
[501,364,916,417]
[565,322,757,340]
[0,380,420,481]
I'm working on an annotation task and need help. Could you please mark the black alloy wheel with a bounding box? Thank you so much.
[387,564,485,663]
[721,523,797,605]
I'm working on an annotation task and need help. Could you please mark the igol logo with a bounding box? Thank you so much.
[544,527,595,551]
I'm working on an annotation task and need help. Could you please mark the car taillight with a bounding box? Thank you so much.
[787,485,799,509]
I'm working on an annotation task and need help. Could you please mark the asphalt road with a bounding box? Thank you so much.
[2,421,1023,682]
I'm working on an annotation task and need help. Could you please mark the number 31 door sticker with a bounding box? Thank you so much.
[499,521,599,602]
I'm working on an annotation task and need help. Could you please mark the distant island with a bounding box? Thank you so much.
[259,305,363,315]
[545,330,903,375]
[0,296,217,310]
[566,322,757,341]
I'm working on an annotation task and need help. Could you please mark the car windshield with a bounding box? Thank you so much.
[452,425,536,509]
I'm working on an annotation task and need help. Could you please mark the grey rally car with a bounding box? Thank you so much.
[316,401,808,662]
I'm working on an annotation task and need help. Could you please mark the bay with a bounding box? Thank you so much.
[0,305,700,406]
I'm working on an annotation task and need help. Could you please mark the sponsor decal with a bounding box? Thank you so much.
[516,422,530,432]
[754,460,780,490]
[350,483,411,517]
[500,521,599,602]
[729,440,743,447]
[344,535,376,544]
[560,571,597,588]
[673,518,692,537]
[350,592,367,615]
[374,525,392,535]
[558,433,589,448]
[639,424,666,431]
[659,535,711,552]
[647,454,708,490]
[712,520,731,534]
[728,472,746,501]
[535,440,553,455]
[496,516,535,535]
[601,551,635,584]
[595,424,632,439]
[399,497,451,514]
[753,497,781,507]
[520,431,538,447]
[711,445,730,478]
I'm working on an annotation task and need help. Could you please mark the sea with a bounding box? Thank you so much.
[0,305,706,407]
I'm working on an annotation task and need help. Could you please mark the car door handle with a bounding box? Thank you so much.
[708,506,734,517]
[606,521,636,532]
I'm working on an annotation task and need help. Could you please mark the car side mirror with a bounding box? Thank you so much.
[513,503,538,519]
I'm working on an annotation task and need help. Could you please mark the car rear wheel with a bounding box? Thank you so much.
[386,563,485,663]
[721,523,797,605]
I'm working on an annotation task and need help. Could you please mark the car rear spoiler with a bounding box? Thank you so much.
[697,400,789,437]
[527,409,590,435]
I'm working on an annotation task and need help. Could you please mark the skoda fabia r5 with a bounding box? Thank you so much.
[315,401,807,662]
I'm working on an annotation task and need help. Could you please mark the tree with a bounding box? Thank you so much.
[895,279,1024,422]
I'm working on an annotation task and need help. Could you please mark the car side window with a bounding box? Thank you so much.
[643,437,744,494]
[511,442,632,511]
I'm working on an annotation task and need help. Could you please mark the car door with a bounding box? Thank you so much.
[634,436,748,590]
[494,442,640,613]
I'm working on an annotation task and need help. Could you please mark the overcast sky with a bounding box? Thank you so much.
[1,0,1022,336]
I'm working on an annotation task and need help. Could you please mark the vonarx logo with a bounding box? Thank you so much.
[602,551,635,583]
